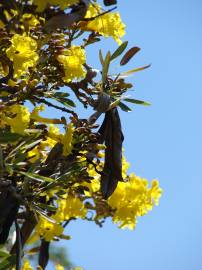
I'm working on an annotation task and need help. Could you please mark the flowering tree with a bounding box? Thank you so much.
[0,1,162,269]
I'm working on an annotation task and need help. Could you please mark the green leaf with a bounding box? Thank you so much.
[99,49,104,66]
[23,139,43,151]
[19,171,54,183]
[37,203,57,212]
[0,250,9,258]
[53,97,76,108]
[53,92,70,98]
[120,46,141,66]
[102,51,111,84]
[111,41,128,61]
[59,234,71,240]
[0,255,16,270]
[121,64,151,76]
[0,146,3,172]
[118,102,132,112]
[0,131,23,144]
[124,98,151,106]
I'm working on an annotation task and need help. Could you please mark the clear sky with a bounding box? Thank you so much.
[51,0,202,269]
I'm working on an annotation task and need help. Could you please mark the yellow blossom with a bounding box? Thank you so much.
[27,124,61,162]
[21,13,40,29]
[22,259,33,270]
[1,105,30,134]
[53,194,87,222]
[6,34,39,78]
[31,105,63,124]
[83,4,126,44]
[55,264,64,270]
[34,216,64,242]
[33,0,79,12]
[61,123,74,156]
[108,173,162,229]
[57,46,86,83]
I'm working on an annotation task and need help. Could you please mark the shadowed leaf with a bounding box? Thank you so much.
[120,46,141,66]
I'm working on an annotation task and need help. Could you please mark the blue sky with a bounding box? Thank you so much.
[51,1,202,269]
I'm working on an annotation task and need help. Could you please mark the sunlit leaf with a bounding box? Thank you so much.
[124,98,151,106]
[121,64,151,76]
[111,41,128,61]
[18,171,54,183]
[102,51,111,84]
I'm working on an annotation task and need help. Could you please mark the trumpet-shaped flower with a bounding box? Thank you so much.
[34,217,64,242]
[83,4,126,44]
[57,46,86,83]
[6,34,39,78]
[53,194,87,222]
[21,259,33,270]
[2,105,30,134]
[108,173,162,229]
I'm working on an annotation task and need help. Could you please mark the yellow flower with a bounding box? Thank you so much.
[6,34,39,78]
[31,105,62,124]
[108,173,162,229]
[57,46,86,83]
[53,194,87,222]
[2,105,30,134]
[33,0,79,12]
[21,13,40,29]
[34,217,64,242]
[55,264,64,270]
[83,4,126,44]
[22,259,33,270]
[27,124,61,162]
[61,123,74,156]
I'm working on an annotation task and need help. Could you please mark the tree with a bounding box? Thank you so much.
[0,1,162,269]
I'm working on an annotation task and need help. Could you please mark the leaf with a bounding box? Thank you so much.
[102,51,111,84]
[0,255,16,270]
[99,49,104,66]
[104,0,117,6]
[44,1,90,31]
[59,98,76,108]
[120,46,141,66]
[118,102,132,112]
[0,131,23,144]
[53,96,76,108]
[19,171,54,183]
[53,92,70,98]
[0,146,3,173]
[59,234,71,240]
[111,41,128,61]
[121,64,151,76]
[23,139,43,151]
[37,203,57,212]
[0,250,9,258]
[124,98,151,106]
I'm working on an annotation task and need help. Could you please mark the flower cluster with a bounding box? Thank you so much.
[83,3,126,44]
[0,1,161,269]
[57,46,86,82]
[6,34,39,78]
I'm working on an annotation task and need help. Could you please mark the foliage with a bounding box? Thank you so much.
[0,0,162,269]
